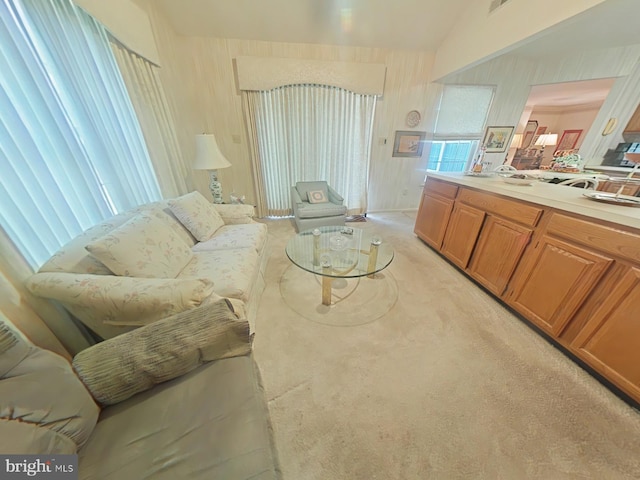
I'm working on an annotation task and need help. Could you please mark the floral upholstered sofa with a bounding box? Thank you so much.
[26,191,269,339]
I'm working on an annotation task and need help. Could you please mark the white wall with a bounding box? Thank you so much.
[432,0,607,81]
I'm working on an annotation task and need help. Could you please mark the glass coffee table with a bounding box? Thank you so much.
[285,226,394,306]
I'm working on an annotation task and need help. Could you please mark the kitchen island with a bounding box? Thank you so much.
[415,172,640,405]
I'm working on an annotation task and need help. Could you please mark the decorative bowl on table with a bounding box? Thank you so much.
[500,173,538,186]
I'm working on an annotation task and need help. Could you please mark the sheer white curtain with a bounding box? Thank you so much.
[243,84,377,217]
[0,0,161,268]
[111,41,191,198]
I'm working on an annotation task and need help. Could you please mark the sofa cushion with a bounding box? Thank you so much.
[39,214,133,275]
[169,191,225,241]
[0,316,99,452]
[86,213,193,278]
[192,223,268,255]
[78,356,279,480]
[179,249,259,303]
[73,300,250,406]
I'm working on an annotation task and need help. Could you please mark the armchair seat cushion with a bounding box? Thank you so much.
[296,202,347,219]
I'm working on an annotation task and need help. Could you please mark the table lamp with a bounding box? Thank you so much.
[192,133,231,204]
[534,133,558,155]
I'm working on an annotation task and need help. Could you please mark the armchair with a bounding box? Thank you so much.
[291,181,347,232]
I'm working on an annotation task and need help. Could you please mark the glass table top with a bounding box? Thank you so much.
[285,226,394,278]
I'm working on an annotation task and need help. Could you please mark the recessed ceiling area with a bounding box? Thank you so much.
[526,78,616,109]
[154,0,473,51]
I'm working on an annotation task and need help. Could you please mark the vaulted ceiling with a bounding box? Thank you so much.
[154,0,474,51]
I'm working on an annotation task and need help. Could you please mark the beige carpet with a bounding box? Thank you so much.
[252,212,640,480]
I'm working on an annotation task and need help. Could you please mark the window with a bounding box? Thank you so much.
[0,0,160,268]
[428,140,479,172]
[427,85,494,172]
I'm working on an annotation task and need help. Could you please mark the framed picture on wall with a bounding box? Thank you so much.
[555,129,583,154]
[482,126,514,153]
[522,120,538,149]
[392,131,426,157]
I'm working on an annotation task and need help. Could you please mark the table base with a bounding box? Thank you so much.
[280,265,398,326]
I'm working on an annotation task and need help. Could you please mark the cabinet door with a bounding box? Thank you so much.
[468,215,532,296]
[414,193,454,250]
[571,267,640,400]
[441,203,485,269]
[508,236,613,336]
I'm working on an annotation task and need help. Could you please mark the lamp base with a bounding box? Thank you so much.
[209,170,224,204]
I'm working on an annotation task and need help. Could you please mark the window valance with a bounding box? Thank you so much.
[235,56,386,95]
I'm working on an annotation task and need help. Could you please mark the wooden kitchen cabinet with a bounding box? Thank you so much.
[467,215,532,296]
[415,175,640,404]
[507,236,614,336]
[571,267,640,401]
[414,179,457,249]
[441,203,485,269]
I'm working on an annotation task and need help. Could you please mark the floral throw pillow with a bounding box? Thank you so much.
[308,190,328,204]
[85,213,193,278]
[168,191,225,241]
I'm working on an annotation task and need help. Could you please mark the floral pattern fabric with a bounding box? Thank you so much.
[212,204,256,225]
[25,273,216,332]
[192,223,267,255]
[168,191,225,241]
[85,213,193,278]
[179,249,258,302]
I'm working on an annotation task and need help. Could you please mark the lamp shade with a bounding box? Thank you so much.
[192,134,231,170]
[510,133,523,149]
[534,133,558,147]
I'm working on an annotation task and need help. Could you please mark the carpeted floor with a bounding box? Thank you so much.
[252,212,640,480]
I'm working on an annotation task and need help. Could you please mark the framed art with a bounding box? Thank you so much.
[393,130,426,157]
[482,126,514,153]
[555,129,583,154]
[522,120,538,149]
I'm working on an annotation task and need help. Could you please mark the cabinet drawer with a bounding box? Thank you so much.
[425,177,458,199]
[457,188,542,227]
[547,213,640,263]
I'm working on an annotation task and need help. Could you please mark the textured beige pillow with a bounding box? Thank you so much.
[85,213,193,278]
[73,300,250,406]
[168,191,225,241]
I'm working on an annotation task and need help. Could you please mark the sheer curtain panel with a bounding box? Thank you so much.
[0,0,161,268]
[243,84,376,217]
[111,41,191,198]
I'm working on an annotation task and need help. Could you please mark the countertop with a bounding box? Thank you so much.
[426,172,640,231]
